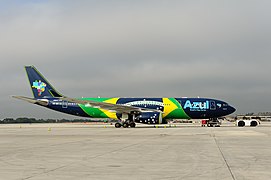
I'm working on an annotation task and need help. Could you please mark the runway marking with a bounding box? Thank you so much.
[22,165,67,180]
[212,132,236,180]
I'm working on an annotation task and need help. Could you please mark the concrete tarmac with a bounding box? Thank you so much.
[0,123,271,180]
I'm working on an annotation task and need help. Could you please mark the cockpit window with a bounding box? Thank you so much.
[223,103,228,106]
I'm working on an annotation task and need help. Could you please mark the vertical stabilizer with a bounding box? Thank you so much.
[25,66,63,98]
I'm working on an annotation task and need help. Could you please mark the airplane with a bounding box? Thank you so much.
[13,66,236,128]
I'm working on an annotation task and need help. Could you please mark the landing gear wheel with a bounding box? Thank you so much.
[130,122,136,128]
[115,123,122,128]
[123,122,129,128]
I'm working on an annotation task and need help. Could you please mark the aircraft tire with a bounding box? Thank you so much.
[115,123,122,128]
[123,123,129,128]
[130,122,136,128]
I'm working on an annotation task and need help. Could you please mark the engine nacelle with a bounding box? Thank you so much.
[135,112,167,124]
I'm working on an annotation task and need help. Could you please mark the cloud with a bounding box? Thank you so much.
[1,0,271,118]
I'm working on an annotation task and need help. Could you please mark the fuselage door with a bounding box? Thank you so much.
[62,101,68,108]
[210,101,216,110]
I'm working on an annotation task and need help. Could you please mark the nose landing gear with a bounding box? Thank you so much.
[207,118,221,127]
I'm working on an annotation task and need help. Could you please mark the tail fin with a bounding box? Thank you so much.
[25,66,63,98]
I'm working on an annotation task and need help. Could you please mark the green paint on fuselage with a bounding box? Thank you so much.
[165,109,190,119]
[78,97,112,118]
[165,98,190,119]
[169,98,181,108]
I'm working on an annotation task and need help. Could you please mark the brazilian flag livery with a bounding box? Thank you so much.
[13,66,236,127]
[78,97,190,119]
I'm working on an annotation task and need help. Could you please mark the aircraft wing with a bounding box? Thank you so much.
[61,97,162,114]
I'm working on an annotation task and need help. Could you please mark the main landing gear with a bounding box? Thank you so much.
[115,113,137,128]
[115,121,136,128]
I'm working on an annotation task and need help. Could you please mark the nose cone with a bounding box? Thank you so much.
[228,106,236,114]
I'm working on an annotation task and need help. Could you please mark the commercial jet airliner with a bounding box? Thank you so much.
[13,66,236,128]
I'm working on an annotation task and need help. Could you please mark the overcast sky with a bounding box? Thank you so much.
[0,0,271,119]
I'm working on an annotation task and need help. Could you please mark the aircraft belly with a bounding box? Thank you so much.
[48,104,90,117]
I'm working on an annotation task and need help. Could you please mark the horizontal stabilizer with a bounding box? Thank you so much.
[12,96,49,106]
